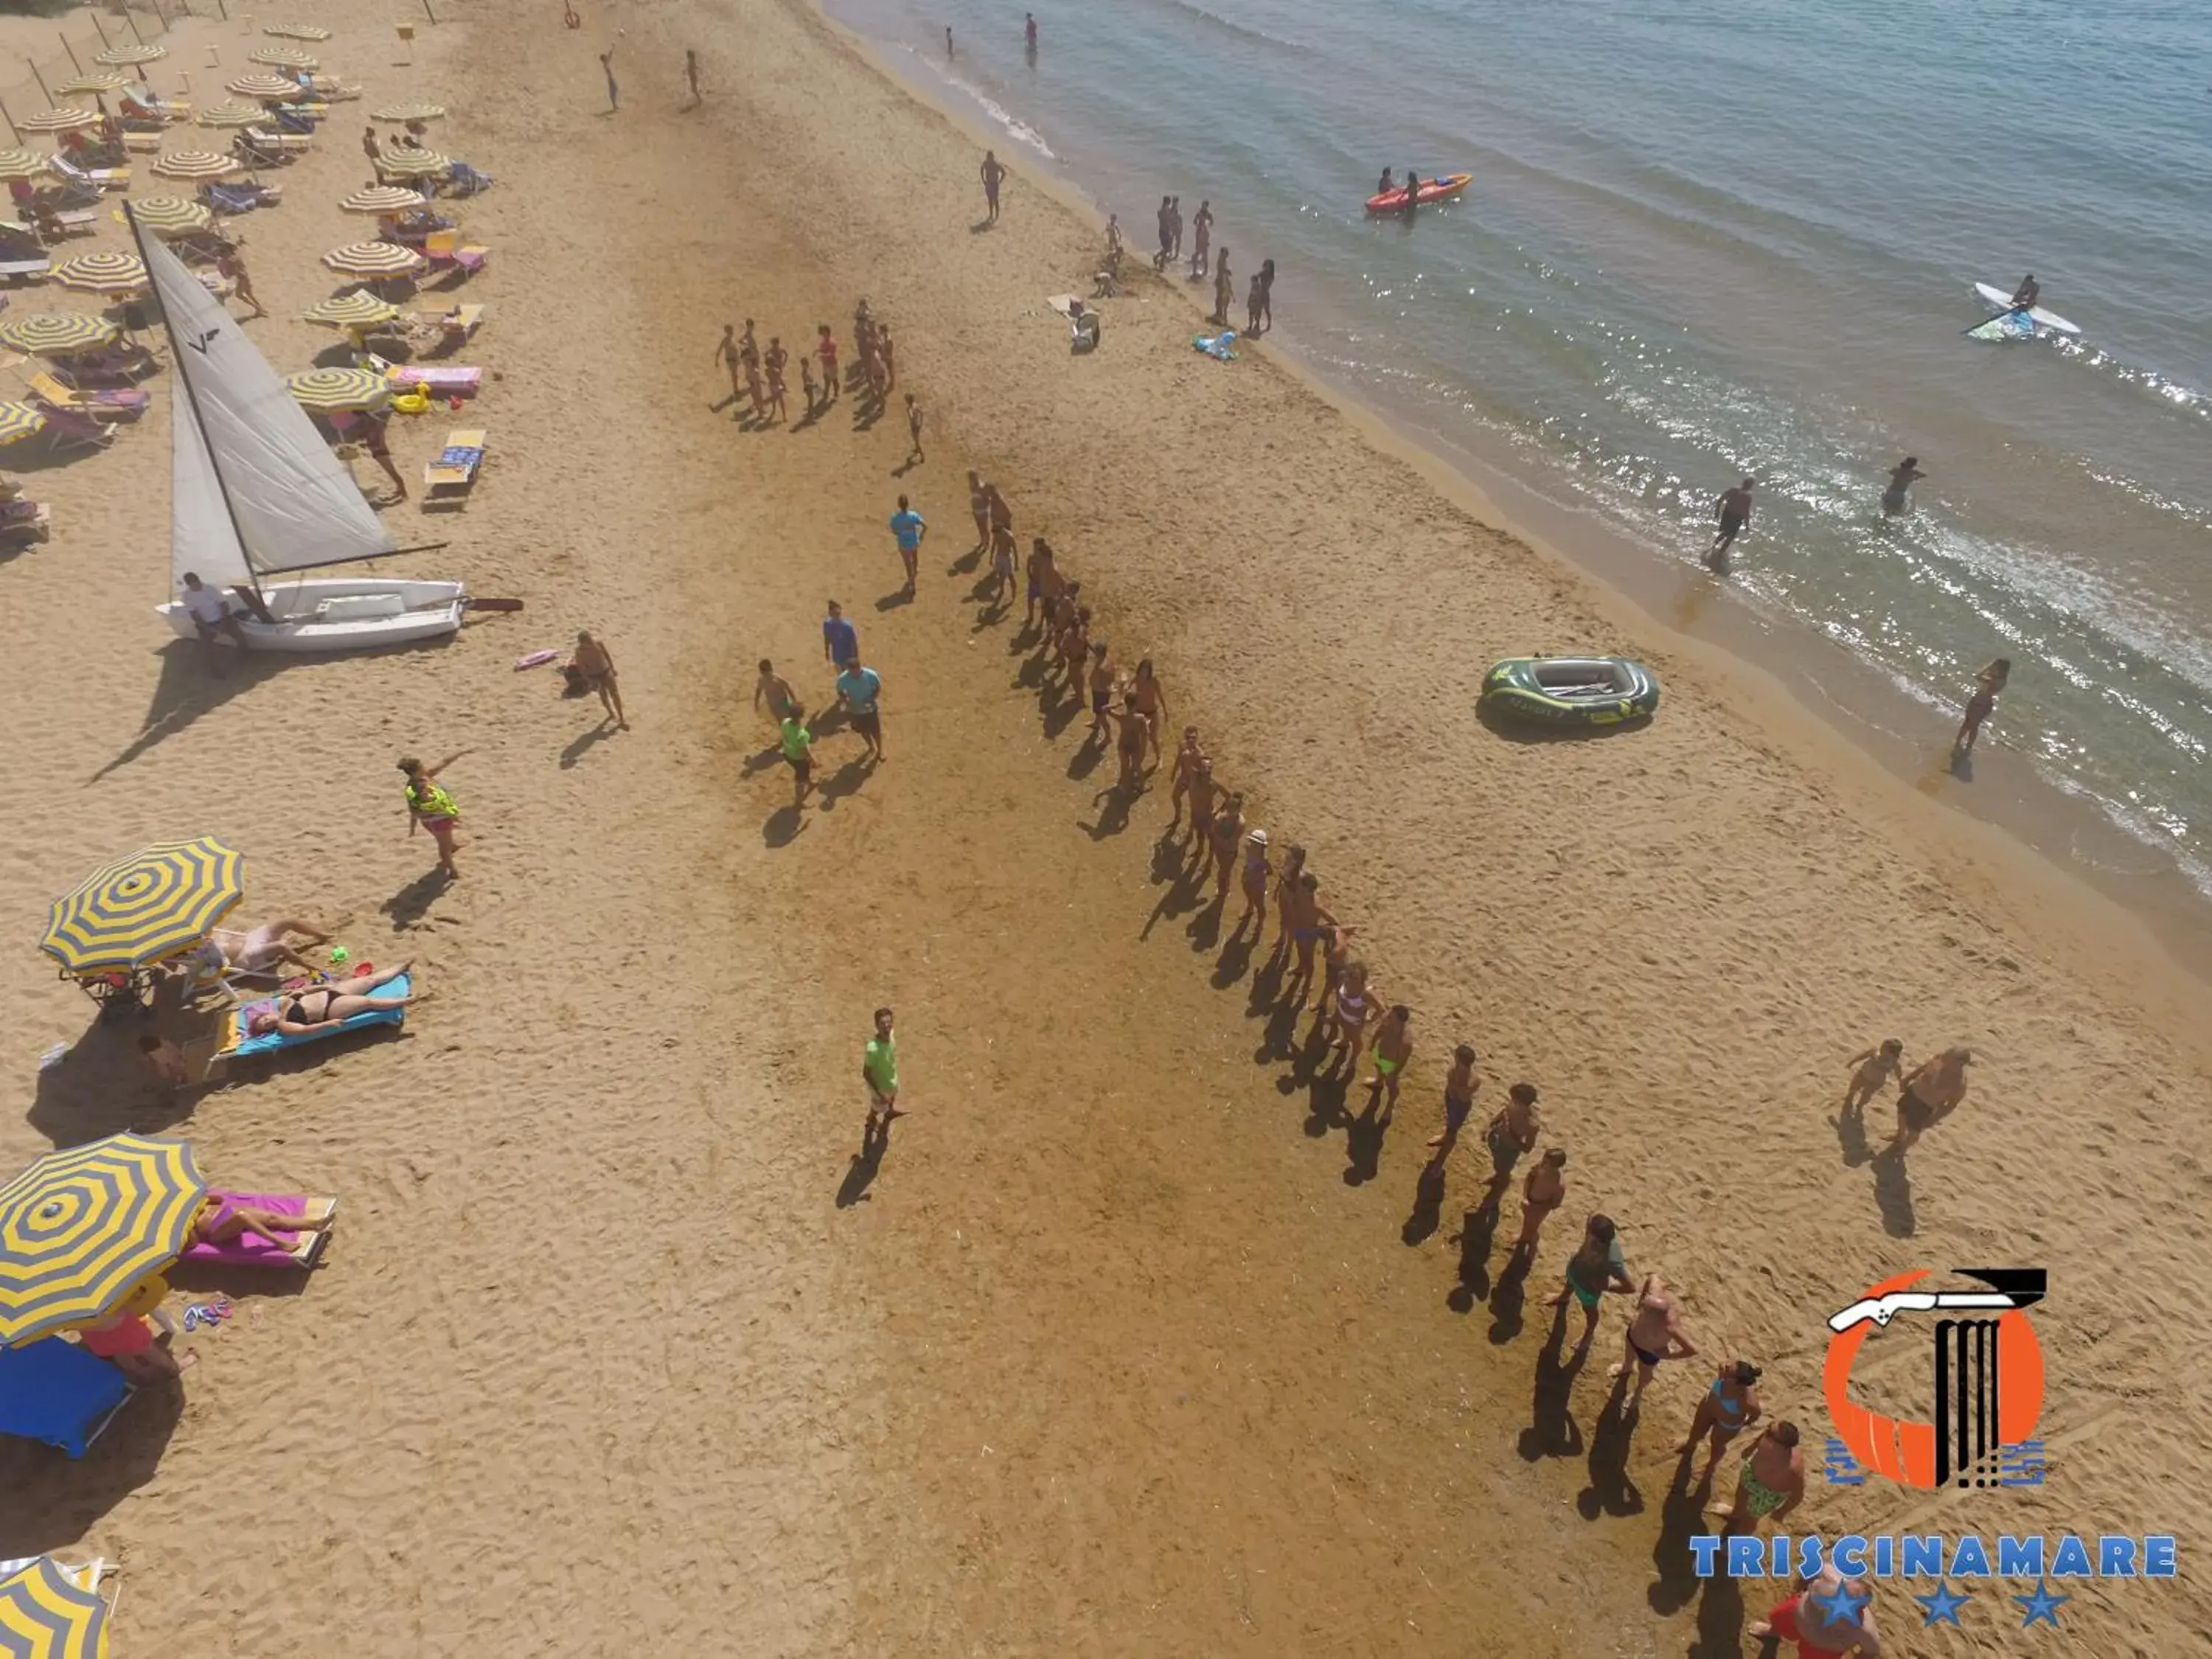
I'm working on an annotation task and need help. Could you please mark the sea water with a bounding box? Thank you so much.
[832,0,2212,902]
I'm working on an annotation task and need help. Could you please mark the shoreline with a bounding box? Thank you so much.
[826,0,2212,996]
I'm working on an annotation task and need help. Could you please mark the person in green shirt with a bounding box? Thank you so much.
[778,704,815,808]
[863,1006,900,1131]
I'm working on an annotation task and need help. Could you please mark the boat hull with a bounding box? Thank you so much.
[158,577,467,653]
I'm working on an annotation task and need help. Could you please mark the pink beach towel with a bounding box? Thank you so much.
[178,1192,334,1269]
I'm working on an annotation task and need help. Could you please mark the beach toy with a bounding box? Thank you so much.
[327,945,349,966]
[1192,332,1238,361]
[515,648,558,670]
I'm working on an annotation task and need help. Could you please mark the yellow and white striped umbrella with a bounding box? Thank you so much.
[264,23,333,41]
[0,1557,110,1658]
[249,46,320,71]
[53,251,148,295]
[15,107,98,134]
[372,103,447,124]
[195,101,267,130]
[0,1134,205,1347]
[0,149,51,181]
[0,403,49,448]
[153,148,241,181]
[40,838,248,973]
[122,195,211,237]
[285,366,391,413]
[56,72,128,97]
[0,312,119,357]
[338,185,427,217]
[376,149,451,180]
[92,44,166,67]
[322,240,427,277]
[304,289,401,328]
[226,72,303,102]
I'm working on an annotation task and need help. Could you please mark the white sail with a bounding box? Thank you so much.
[140,226,396,585]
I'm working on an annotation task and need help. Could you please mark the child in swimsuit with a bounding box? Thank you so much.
[1513,1147,1566,1253]
[1841,1037,1903,1115]
[1365,1004,1412,1117]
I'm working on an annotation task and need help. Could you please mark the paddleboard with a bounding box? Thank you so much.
[1973,281,2080,335]
[1366,173,1472,215]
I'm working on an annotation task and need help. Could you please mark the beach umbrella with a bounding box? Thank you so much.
[0,1134,205,1347]
[0,1557,110,1658]
[372,103,447,124]
[15,108,99,134]
[248,46,321,71]
[52,252,148,296]
[304,289,401,329]
[338,185,426,217]
[0,312,118,357]
[122,195,212,237]
[40,837,248,975]
[56,72,129,97]
[0,403,49,448]
[323,240,426,278]
[377,149,451,181]
[195,101,268,130]
[265,23,333,41]
[227,73,304,102]
[93,44,167,67]
[285,366,391,413]
[153,149,241,181]
[0,149,51,181]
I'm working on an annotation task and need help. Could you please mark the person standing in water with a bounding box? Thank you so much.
[945,25,954,57]
[1706,478,1754,572]
[684,48,701,107]
[1253,259,1276,333]
[1189,200,1213,279]
[1025,11,1037,52]
[1401,168,1421,218]
[1881,455,1925,517]
[1211,248,1233,327]
[1954,658,2009,757]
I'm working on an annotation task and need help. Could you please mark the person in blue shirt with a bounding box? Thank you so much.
[821,599,858,671]
[834,656,886,763]
[888,495,926,596]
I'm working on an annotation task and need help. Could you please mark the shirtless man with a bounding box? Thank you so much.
[1212,250,1234,327]
[1023,538,1060,630]
[1127,658,1166,766]
[1711,1420,1805,1534]
[1481,1082,1541,1210]
[1281,873,1336,1002]
[1366,1004,1413,1118]
[1185,758,1220,866]
[569,630,628,729]
[1610,1273,1699,1408]
[815,324,840,403]
[1879,1045,1971,1158]
[1208,790,1245,903]
[1676,1358,1763,1486]
[763,338,790,423]
[1085,639,1118,745]
[1265,844,1307,966]
[1749,1564,1882,1658]
[980,149,1008,223]
[753,658,799,732]
[1168,727,1206,827]
[1841,1037,1904,1116]
[1307,922,1357,1021]
[1152,195,1173,271]
[877,328,897,393]
[1512,1147,1568,1256]
[714,324,745,407]
[1706,477,1754,573]
[967,470,992,549]
[1425,1043,1481,1171]
[1112,695,1149,792]
[989,521,1018,608]
[1189,200,1213,278]
[800,351,820,415]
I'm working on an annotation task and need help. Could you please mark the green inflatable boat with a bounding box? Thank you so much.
[1481,656,1660,726]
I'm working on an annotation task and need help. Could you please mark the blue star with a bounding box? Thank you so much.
[1812,1579,1871,1625]
[1914,1581,1970,1627]
[2014,1579,2070,1628]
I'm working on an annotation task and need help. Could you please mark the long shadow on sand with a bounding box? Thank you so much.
[1518,1297,1587,1463]
[1871,1152,1917,1237]
[1577,1366,1646,1521]
[1647,1444,1715,1617]
[836,1116,890,1208]
[93,641,279,781]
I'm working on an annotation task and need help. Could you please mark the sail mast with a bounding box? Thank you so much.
[125,201,268,608]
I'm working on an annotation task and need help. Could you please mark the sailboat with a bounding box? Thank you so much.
[135,213,467,651]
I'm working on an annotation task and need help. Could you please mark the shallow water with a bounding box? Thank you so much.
[835,0,2212,894]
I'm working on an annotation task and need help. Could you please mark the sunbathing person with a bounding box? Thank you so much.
[211,917,335,978]
[189,1193,337,1252]
[246,962,417,1038]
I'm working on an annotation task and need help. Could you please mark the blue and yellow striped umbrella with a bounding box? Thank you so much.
[40,838,248,973]
[0,403,49,448]
[0,1135,204,1347]
[0,1557,108,1656]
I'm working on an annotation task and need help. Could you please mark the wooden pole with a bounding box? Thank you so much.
[28,65,53,106]
[91,13,114,51]
[60,33,86,75]
[421,0,437,22]
[125,12,149,48]
[0,97,18,146]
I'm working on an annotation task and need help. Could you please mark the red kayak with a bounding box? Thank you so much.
[1364,172,1472,215]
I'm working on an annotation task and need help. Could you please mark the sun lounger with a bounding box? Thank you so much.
[0,257,49,284]
[423,430,485,506]
[180,1192,337,1270]
[420,229,487,278]
[53,344,158,386]
[202,181,282,215]
[403,302,484,355]
[31,369,149,420]
[0,1337,133,1459]
[245,128,315,155]
[40,407,116,456]
[0,498,52,543]
[220,971,412,1059]
[125,84,192,122]
[443,161,494,198]
[47,156,128,193]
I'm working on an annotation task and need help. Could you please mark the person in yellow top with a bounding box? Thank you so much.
[400,750,468,878]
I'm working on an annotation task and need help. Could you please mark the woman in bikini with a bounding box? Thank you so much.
[1512,1147,1568,1256]
[1168,728,1206,828]
[1281,872,1336,1004]
[191,1192,339,1252]
[1714,1421,1804,1533]
[1610,1273,1698,1407]
[1319,959,1381,1077]
[1208,792,1245,903]
[1127,658,1166,767]
[1676,1359,1763,1486]
[247,961,418,1038]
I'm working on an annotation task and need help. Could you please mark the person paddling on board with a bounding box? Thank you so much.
[2009,274,2040,313]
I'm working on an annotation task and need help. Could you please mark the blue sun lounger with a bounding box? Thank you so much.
[220,972,411,1060]
[0,1338,133,1458]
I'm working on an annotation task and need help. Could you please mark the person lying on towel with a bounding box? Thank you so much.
[190,1194,337,1253]
[245,961,418,1038]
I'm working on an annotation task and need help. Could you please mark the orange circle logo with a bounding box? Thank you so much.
[1823,1269,2045,1490]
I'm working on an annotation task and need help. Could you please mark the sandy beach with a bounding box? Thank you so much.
[2,1,2208,1653]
